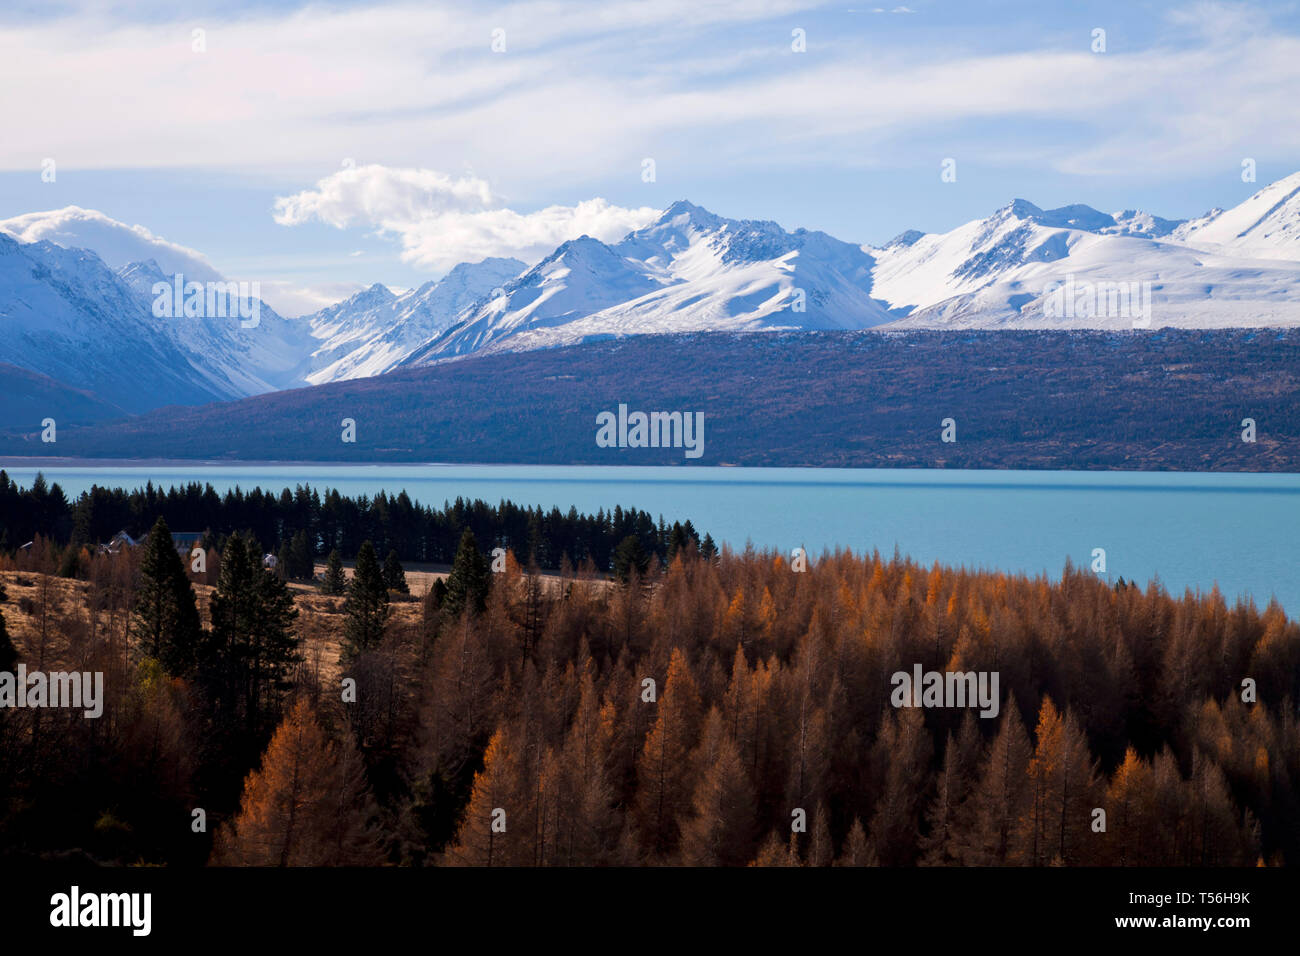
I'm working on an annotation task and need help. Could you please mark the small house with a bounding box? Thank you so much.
[170,532,205,557]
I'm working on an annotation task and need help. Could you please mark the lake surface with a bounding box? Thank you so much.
[4,463,1297,615]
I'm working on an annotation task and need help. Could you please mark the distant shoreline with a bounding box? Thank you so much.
[0,458,1295,478]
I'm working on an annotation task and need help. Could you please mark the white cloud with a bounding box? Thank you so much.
[0,1,1297,184]
[273,165,660,268]
[0,206,221,280]
[272,166,495,230]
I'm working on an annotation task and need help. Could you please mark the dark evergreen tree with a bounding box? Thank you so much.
[612,533,649,582]
[700,533,719,561]
[130,515,202,675]
[668,522,689,561]
[383,549,409,594]
[276,538,292,581]
[343,541,390,655]
[443,528,490,618]
[322,549,346,595]
[58,544,82,578]
[290,529,314,580]
[199,533,301,797]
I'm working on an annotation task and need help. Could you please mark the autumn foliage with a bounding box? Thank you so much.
[2,536,1297,867]
[423,547,1296,866]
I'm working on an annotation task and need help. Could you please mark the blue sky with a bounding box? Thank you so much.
[2,0,1299,314]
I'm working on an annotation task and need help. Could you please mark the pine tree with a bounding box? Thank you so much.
[962,693,1033,865]
[444,528,490,618]
[213,698,382,866]
[667,523,689,562]
[699,533,719,561]
[553,675,621,864]
[1104,747,1156,865]
[919,732,962,866]
[919,714,981,865]
[836,818,876,866]
[1024,696,1100,865]
[679,708,756,866]
[290,530,314,581]
[202,533,301,761]
[635,648,703,855]
[867,705,933,865]
[343,541,389,656]
[251,547,302,733]
[130,516,202,675]
[444,727,528,866]
[612,534,648,583]
[321,549,346,595]
[383,549,409,594]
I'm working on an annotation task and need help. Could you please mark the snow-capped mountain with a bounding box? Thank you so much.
[304,256,525,383]
[1173,171,1300,262]
[6,172,1300,425]
[0,208,524,417]
[404,200,893,363]
[0,206,223,283]
[116,258,316,397]
[872,186,1300,330]
[0,233,231,413]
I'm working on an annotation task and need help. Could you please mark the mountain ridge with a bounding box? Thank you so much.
[5,173,1300,419]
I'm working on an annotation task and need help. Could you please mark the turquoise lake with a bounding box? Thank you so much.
[4,463,1297,615]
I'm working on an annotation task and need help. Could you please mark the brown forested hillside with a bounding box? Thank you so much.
[10,329,1300,470]
[1,538,1296,867]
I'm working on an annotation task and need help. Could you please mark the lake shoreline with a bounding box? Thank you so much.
[2,456,1297,480]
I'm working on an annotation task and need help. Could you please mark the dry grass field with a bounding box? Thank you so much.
[0,559,599,687]
[0,566,428,687]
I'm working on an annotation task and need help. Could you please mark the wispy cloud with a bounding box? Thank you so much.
[2,0,1297,185]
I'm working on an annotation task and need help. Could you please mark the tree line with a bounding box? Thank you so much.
[0,470,716,574]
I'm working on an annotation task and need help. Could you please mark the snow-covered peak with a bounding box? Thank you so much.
[348,281,397,308]
[655,199,723,230]
[0,231,231,412]
[884,229,925,249]
[302,256,526,383]
[1104,209,1185,239]
[1173,171,1300,261]
[614,201,727,271]
[996,199,1116,232]
[876,172,1300,331]
[471,236,660,324]
[403,200,892,363]
[0,206,222,282]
